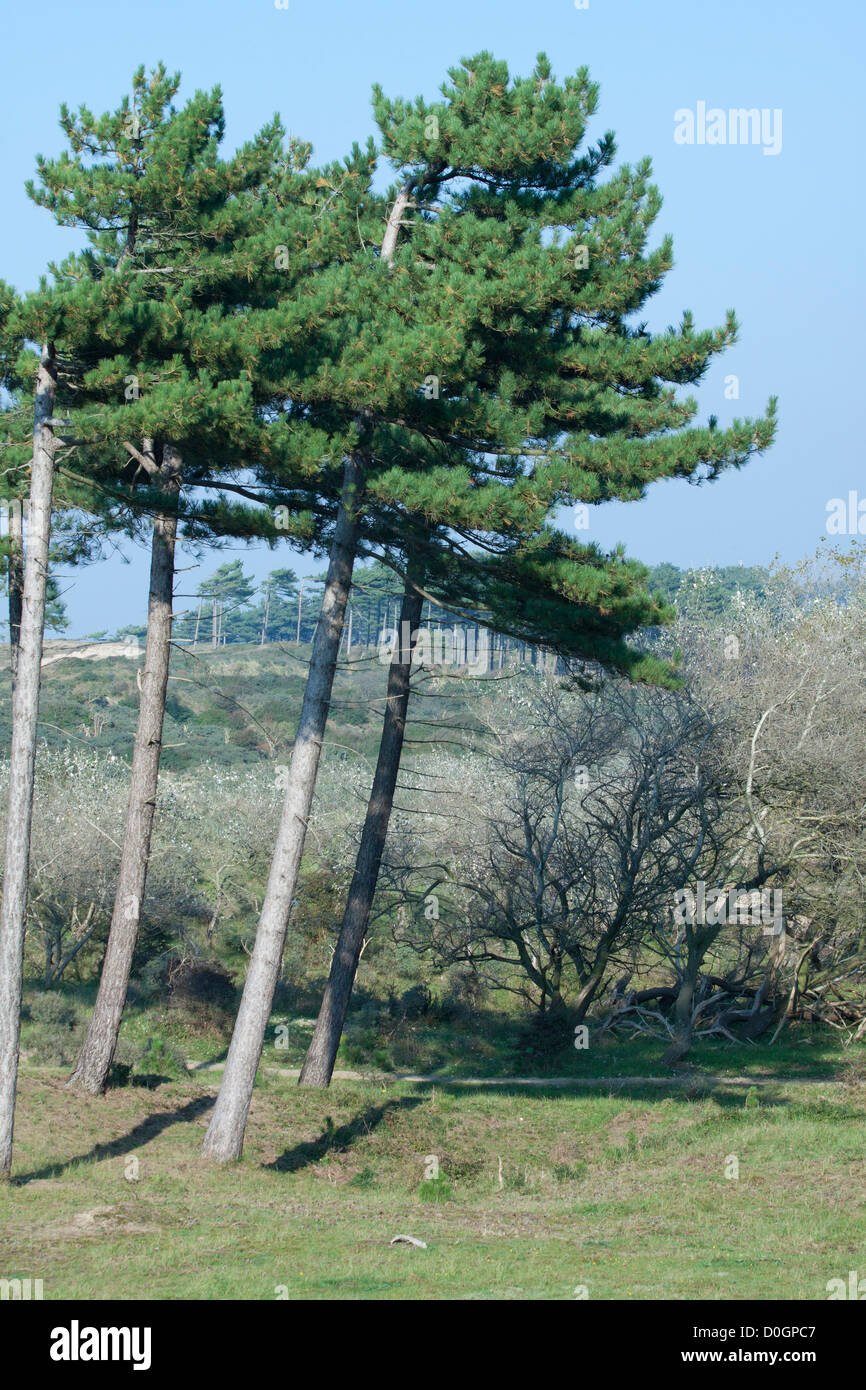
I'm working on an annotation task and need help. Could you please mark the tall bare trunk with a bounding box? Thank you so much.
[261,580,270,646]
[202,180,415,1161]
[0,348,57,1178]
[202,456,362,1160]
[67,442,180,1094]
[7,499,24,684]
[299,578,422,1088]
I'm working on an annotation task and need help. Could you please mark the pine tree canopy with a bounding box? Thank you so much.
[241,51,776,677]
[16,55,777,675]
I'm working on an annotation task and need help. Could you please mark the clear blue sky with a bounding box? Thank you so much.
[2,0,863,635]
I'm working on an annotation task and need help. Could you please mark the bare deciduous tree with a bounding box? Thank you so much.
[395,680,733,1031]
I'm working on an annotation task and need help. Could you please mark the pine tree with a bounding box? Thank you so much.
[254,567,297,645]
[1,63,371,1150]
[197,560,255,645]
[0,291,89,673]
[292,51,777,1088]
[44,65,382,1099]
[205,55,775,1146]
[0,284,27,672]
[18,66,325,1096]
[0,295,108,1175]
[201,170,416,1160]
[0,341,58,1178]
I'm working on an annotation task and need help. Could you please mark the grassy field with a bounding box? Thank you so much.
[4,643,864,1301]
[2,1061,865,1300]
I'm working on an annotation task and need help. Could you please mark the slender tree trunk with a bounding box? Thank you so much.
[202,456,362,1160]
[192,596,202,648]
[296,578,303,644]
[203,179,413,1161]
[7,499,24,684]
[261,580,270,646]
[299,577,423,1087]
[67,442,181,1094]
[0,348,57,1178]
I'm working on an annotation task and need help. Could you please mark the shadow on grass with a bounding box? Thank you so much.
[394,1080,795,1112]
[265,1094,426,1174]
[16,1094,215,1184]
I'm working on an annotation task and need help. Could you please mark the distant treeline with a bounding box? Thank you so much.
[96,560,777,651]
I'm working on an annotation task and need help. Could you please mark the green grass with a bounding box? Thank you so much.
[6,644,864,1298]
[2,1065,864,1299]
[19,973,853,1081]
[241,1007,855,1081]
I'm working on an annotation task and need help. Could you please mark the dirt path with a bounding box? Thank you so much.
[188,1062,846,1086]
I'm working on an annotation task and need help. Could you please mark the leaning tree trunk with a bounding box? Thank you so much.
[299,578,423,1088]
[7,497,24,684]
[67,442,181,1094]
[0,347,57,1179]
[260,579,270,646]
[202,180,414,1161]
[202,455,362,1160]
